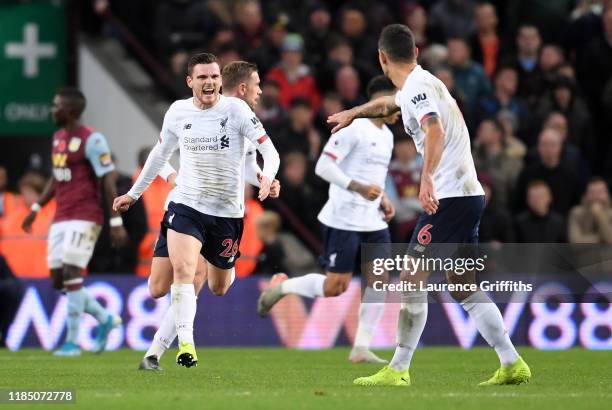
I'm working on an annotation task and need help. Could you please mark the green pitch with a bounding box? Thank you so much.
[1,347,610,410]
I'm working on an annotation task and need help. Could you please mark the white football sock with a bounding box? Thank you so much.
[353,287,385,349]
[389,291,428,371]
[145,303,177,359]
[171,284,196,345]
[461,291,519,366]
[280,273,325,298]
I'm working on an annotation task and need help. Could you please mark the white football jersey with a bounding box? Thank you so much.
[318,118,393,231]
[395,65,484,199]
[136,95,270,218]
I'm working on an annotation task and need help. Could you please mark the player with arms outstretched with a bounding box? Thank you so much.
[114,53,280,368]
[139,60,281,371]
[258,76,398,364]
[328,24,531,386]
[22,87,126,356]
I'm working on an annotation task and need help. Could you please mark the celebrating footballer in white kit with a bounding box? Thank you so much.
[114,53,280,368]
[138,61,282,371]
[328,24,531,386]
[258,76,399,364]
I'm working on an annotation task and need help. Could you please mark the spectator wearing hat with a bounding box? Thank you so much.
[266,33,321,111]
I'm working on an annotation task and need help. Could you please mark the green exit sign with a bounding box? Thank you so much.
[0,2,66,136]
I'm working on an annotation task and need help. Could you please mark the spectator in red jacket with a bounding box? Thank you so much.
[266,33,321,112]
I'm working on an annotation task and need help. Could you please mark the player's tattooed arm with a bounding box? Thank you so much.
[22,177,56,233]
[327,95,399,133]
[420,115,445,215]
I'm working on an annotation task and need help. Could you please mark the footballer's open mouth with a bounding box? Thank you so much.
[202,88,214,96]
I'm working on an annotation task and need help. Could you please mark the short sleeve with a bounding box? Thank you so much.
[237,101,268,145]
[404,81,441,128]
[85,132,115,177]
[321,125,358,163]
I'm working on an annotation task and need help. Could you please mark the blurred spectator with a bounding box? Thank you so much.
[216,42,242,70]
[303,4,333,67]
[402,3,431,48]
[235,184,264,277]
[565,0,605,68]
[337,5,379,75]
[0,171,55,277]
[335,65,366,108]
[0,166,20,219]
[276,98,321,159]
[314,92,344,136]
[477,65,531,140]
[525,112,588,178]
[469,2,502,77]
[538,44,566,90]
[0,254,25,348]
[277,151,322,238]
[514,128,582,215]
[447,37,492,125]
[536,77,594,163]
[504,25,544,108]
[515,180,566,243]
[155,0,222,69]
[479,175,515,243]
[496,109,527,160]
[473,119,523,206]
[568,176,612,243]
[505,0,573,43]
[433,65,468,117]
[90,162,148,273]
[429,0,477,40]
[233,0,267,50]
[255,80,286,134]
[387,136,422,242]
[420,44,448,70]
[266,33,321,111]
[254,211,287,274]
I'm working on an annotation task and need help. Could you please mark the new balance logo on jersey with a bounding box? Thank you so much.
[220,135,229,149]
[183,123,192,130]
[250,117,261,126]
[411,93,427,104]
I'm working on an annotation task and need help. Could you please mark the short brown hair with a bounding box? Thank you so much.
[221,61,258,91]
[187,52,218,76]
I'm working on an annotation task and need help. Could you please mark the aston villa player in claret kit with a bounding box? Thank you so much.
[21,87,127,356]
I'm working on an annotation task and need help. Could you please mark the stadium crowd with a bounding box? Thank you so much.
[2,0,612,279]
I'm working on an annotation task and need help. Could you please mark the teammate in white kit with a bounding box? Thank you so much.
[328,24,531,386]
[258,76,399,364]
[138,61,281,371]
[114,53,280,368]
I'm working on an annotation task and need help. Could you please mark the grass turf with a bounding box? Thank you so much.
[0,347,610,410]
